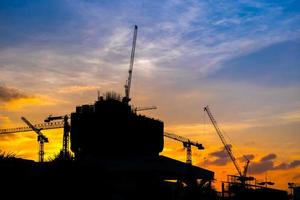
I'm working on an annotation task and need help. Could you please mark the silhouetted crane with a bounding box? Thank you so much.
[123,25,138,104]
[44,115,70,159]
[20,117,49,162]
[0,121,64,135]
[0,115,71,160]
[0,117,65,161]
[134,106,157,112]
[164,132,204,165]
[204,106,253,183]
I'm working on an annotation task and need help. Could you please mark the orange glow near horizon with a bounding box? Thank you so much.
[0,129,63,161]
[1,113,299,192]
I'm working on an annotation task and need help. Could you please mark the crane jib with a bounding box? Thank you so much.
[124,25,138,102]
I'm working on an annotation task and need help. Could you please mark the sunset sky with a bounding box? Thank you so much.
[0,0,300,191]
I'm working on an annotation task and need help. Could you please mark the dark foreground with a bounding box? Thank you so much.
[0,155,217,200]
[0,156,289,200]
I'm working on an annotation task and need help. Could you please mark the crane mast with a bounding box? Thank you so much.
[243,159,250,177]
[204,106,243,177]
[21,117,49,162]
[123,25,138,103]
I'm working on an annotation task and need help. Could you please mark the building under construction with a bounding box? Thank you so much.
[71,92,164,159]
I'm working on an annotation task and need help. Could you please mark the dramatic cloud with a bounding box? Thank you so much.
[0,85,29,102]
[1,0,299,91]
[249,154,300,174]
[0,85,60,111]
[203,146,258,167]
[290,160,300,168]
[250,160,274,174]
[273,163,289,170]
[260,153,277,162]
[203,150,300,174]
[0,0,299,126]
[272,161,300,170]
[248,153,277,174]
[203,145,232,166]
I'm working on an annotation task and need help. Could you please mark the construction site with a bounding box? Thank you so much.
[0,25,296,200]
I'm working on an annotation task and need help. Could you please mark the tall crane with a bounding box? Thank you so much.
[164,132,204,165]
[204,106,252,183]
[123,25,138,104]
[20,117,49,162]
[44,115,70,159]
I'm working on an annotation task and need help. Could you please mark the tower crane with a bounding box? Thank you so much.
[44,115,70,159]
[123,25,138,104]
[164,132,204,165]
[0,117,64,161]
[20,117,49,162]
[134,106,157,112]
[204,106,253,183]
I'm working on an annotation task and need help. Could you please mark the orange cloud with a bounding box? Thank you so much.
[0,95,60,111]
